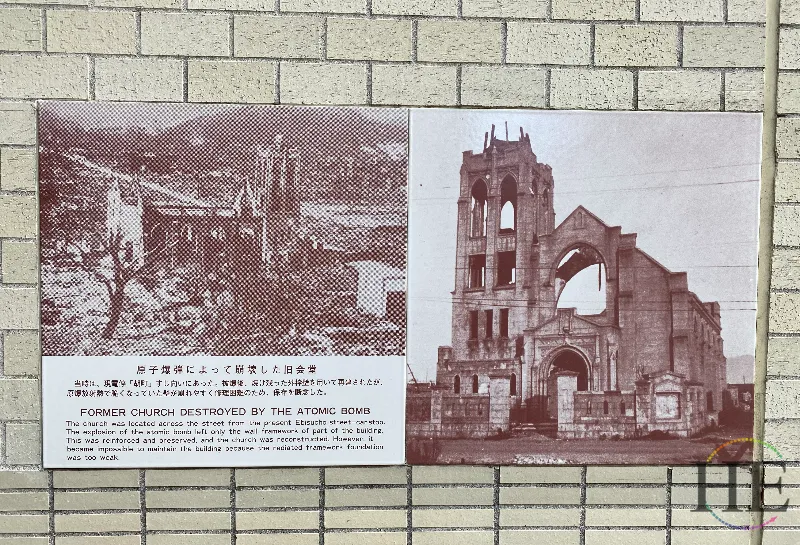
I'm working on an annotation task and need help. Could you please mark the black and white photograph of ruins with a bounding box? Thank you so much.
[40,103,407,357]
[406,110,760,465]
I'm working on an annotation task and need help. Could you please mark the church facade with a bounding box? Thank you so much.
[409,128,728,440]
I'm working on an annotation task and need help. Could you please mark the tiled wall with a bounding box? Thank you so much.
[0,0,796,542]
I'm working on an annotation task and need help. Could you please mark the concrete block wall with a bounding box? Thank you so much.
[0,0,793,543]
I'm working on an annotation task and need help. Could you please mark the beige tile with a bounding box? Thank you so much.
[0,148,36,191]
[55,513,141,533]
[413,487,493,506]
[0,289,38,330]
[55,538,141,545]
[56,534,142,545]
[236,511,318,531]
[146,489,230,509]
[417,20,502,63]
[146,469,230,487]
[461,66,546,108]
[5,423,41,465]
[327,17,412,62]
[671,486,751,507]
[552,0,634,19]
[0,514,48,533]
[233,15,321,59]
[326,467,406,485]
[54,470,139,488]
[500,486,581,505]
[585,487,666,505]
[188,60,276,104]
[506,22,591,65]
[236,489,319,508]
[766,465,800,485]
[146,512,231,531]
[324,509,407,529]
[761,530,800,543]
[372,64,456,106]
[500,467,582,484]
[3,331,40,376]
[140,12,229,56]
[500,531,579,545]
[235,535,318,545]
[413,531,494,545]
[413,467,493,484]
[0,492,48,511]
[325,533,405,545]
[671,530,750,544]
[585,530,666,545]
[0,471,48,489]
[672,465,752,485]
[54,491,140,510]
[584,507,665,526]
[725,70,764,112]
[587,466,667,484]
[0,102,36,146]
[147,536,231,545]
[671,508,751,527]
[279,62,366,105]
[2,241,37,285]
[412,508,493,528]
[326,488,407,507]
[0,538,49,545]
[236,468,319,486]
[499,507,580,527]
[0,55,87,99]
[0,196,36,239]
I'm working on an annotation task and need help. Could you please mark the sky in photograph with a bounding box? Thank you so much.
[407,109,762,383]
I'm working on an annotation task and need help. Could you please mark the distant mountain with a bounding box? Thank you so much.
[40,104,407,178]
[727,355,754,384]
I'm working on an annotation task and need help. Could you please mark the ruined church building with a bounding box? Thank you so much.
[410,127,728,439]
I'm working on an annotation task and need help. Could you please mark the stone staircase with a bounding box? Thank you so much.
[512,420,558,439]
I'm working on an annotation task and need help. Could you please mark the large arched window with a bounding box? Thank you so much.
[472,374,479,394]
[499,176,516,233]
[454,375,460,394]
[471,180,488,237]
[556,245,607,316]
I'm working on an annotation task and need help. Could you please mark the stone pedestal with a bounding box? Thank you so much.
[488,374,511,435]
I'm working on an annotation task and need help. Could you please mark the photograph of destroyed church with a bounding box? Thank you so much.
[40,103,407,357]
[406,110,760,465]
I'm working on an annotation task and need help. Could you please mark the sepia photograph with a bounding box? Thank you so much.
[406,110,760,465]
[39,103,408,357]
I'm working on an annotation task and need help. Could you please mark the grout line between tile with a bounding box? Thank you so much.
[493,466,500,545]
[407,465,413,544]
[579,466,587,545]
[319,467,325,545]
[666,467,672,545]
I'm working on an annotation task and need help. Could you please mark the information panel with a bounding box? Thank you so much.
[43,356,405,467]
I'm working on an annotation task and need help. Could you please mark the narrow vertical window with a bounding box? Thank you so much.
[706,391,714,411]
[620,401,626,415]
[499,176,517,233]
[454,375,460,394]
[499,308,509,338]
[469,311,479,340]
[510,373,517,396]
[497,251,516,285]
[468,254,486,288]
[471,180,488,237]
[485,309,493,338]
[603,400,609,415]
[472,374,479,394]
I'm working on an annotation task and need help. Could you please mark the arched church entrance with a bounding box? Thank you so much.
[546,348,590,419]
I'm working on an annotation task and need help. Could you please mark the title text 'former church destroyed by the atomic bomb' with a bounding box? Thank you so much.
[407,126,733,440]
